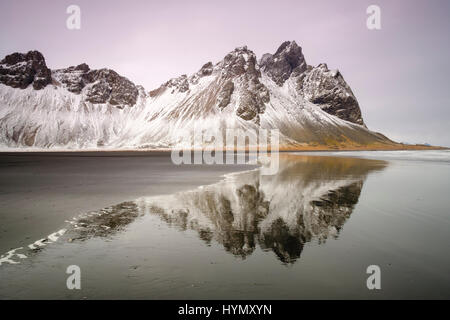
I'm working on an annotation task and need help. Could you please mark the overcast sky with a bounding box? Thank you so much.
[1,0,449,146]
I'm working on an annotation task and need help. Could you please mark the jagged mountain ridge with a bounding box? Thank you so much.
[0,41,394,149]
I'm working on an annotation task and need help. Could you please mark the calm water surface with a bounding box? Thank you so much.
[0,151,449,299]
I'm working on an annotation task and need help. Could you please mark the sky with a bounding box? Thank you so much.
[1,0,449,146]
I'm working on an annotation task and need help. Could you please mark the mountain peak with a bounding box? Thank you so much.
[274,40,300,55]
[220,46,259,78]
[0,50,52,90]
[53,65,139,107]
[233,45,249,52]
[297,63,365,126]
[260,41,307,86]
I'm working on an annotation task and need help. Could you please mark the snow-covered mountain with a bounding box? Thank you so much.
[0,41,395,150]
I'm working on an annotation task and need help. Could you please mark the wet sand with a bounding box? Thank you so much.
[0,152,253,254]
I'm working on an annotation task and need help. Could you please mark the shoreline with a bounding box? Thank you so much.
[0,144,447,154]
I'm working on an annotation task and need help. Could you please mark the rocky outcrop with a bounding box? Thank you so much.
[217,80,234,110]
[296,63,365,126]
[0,51,52,90]
[259,41,307,86]
[236,79,269,123]
[220,46,270,123]
[163,74,190,93]
[150,61,215,97]
[0,50,139,108]
[221,46,260,78]
[260,41,365,126]
[52,63,89,94]
[53,64,139,108]
[190,62,214,84]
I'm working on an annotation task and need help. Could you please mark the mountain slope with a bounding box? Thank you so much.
[0,41,397,150]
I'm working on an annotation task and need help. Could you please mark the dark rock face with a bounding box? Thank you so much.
[221,46,260,78]
[259,41,365,126]
[259,41,307,86]
[236,79,269,123]
[53,65,139,107]
[199,62,213,76]
[297,64,365,126]
[0,51,52,90]
[220,46,270,123]
[85,69,139,107]
[217,80,234,110]
[53,64,89,94]
[0,50,139,108]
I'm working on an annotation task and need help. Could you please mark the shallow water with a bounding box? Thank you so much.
[1,151,449,299]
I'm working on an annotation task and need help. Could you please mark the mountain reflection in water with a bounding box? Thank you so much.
[125,155,387,264]
[0,155,388,268]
